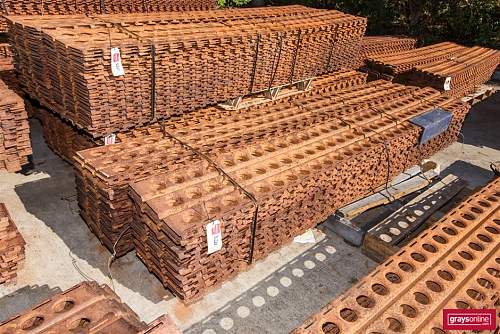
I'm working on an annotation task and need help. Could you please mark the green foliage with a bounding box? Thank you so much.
[265,0,499,49]
[218,0,252,7]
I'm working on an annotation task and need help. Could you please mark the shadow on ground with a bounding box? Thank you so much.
[14,120,172,305]
[440,160,495,189]
[461,91,500,151]
[184,230,375,334]
[0,284,62,323]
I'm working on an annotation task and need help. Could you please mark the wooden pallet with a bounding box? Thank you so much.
[218,78,314,111]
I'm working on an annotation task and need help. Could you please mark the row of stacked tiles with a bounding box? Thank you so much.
[0,79,31,173]
[366,41,500,97]
[74,70,470,301]
[7,6,367,136]
[74,70,368,256]
[0,0,216,31]
[0,203,25,285]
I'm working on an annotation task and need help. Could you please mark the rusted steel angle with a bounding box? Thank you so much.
[363,174,468,262]
[367,174,467,246]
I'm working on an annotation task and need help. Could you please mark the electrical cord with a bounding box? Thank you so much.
[107,225,131,292]
[69,251,96,282]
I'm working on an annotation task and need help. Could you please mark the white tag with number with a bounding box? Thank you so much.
[443,77,452,91]
[111,47,125,76]
[104,133,116,145]
[206,220,222,254]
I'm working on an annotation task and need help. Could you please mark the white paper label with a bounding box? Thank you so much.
[206,220,222,254]
[111,47,125,76]
[293,229,317,244]
[104,133,116,145]
[443,77,452,91]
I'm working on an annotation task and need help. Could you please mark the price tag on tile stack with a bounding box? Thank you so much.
[444,76,452,91]
[111,47,125,76]
[206,220,223,254]
[104,133,116,145]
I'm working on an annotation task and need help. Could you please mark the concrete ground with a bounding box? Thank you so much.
[0,91,499,333]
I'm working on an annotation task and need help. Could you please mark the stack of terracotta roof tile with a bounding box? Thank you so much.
[0,203,25,284]
[0,70,23,98]
[0,80,32,173]
[34,100,152,164]
[0,43,13,71]
[0,281,147,332]
[128,84,469,301]
[74,70,368,257]
[408,46,500,97]
[366,42,468,77]
[366,42,500,97]
[292,177,500,334]
[7,6,367,137]
[36,105,100,163]
[0,0,216,32]
[39,69,366,164]
[359,36,417,66]
[0,43,22,95]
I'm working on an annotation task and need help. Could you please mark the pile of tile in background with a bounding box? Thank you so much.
[292,177,500,334]
[365,42,500,96]
[358,35,417,66]
[408,46,500,97]
[0,203,25,284]
[36,105,99,163]
[7,6,367,136]
[0,0,217,32]
[366,42,467,76]
[0,80,31,173]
